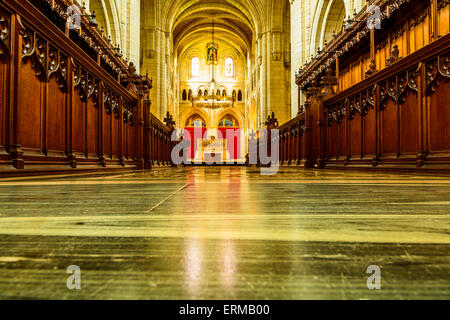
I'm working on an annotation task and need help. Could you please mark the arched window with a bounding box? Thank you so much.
[232,90,236,100]
[225,57,234,77]
[182,89,187,101]
[191,120,206,127]
[191,57,200,77]
[198,89,203,97]
[219,119,234,127]
[219,115,239,128]
[237,90,243,101]
[222,89,226,97]
[186,115,206,128]
[188,89,192,100]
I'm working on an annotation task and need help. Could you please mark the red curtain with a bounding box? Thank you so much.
[218,128,241,160]
[183,127,207,159]
[183,128,240,160]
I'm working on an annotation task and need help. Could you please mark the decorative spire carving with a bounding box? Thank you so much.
[265,112,279,130]
[365,59,377,78]
[320,66,338,94]
[164,112,175,131]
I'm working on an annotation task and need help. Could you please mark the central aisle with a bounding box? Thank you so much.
[0,167,449,299]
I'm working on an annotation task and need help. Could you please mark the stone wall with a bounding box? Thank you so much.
[290,0,366,114]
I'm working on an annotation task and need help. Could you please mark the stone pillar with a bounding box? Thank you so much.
[157,29,163,119]
[128,0,141,72]
[262,32,272,124]
[267,30,289,124]
[290,0,303,118]
[258,33,267,130]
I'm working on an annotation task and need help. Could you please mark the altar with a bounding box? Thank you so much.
[198,136,227,163]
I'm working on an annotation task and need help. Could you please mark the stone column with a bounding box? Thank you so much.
[259,33,268,128]
[128,0,141,72]
[290,0,303,118]
[141,26,159,117]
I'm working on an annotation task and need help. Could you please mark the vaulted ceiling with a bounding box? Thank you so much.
[163,0,267,59]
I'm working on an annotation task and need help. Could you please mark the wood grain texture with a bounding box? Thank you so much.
[291,0,450,171]
[0,0,172,173]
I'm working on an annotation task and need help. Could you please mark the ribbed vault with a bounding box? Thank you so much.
[169,0,259,60]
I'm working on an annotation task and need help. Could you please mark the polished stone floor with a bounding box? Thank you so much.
[0,166,449,299]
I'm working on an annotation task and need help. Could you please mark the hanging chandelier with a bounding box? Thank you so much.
[192,17,234,109]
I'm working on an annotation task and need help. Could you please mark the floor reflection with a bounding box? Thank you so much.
[0,167,448,299]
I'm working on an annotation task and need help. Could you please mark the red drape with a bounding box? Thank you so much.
[218,128,241,160]
[184,127,207,159]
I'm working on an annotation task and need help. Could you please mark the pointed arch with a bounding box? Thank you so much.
[179,107,211,129]
[89,0,123,49]
[215,108,244,129]
[310,0,347,54]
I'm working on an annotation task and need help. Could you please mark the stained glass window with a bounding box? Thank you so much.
[191,57,200,77]
[186,115,206,128]
[191,120,206,127]
[225,57,233,77]
[219,115,239,128]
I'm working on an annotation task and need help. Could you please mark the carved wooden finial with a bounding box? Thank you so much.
[265,112,279,130]
[128,62,136,75]
[392,45,399,60]
[164,112,175,131]
[365,59,377,78]
[386,45,401,66]
[320,67,338,94]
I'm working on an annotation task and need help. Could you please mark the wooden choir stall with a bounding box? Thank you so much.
[0,0,175,175]
[273,0,450,172]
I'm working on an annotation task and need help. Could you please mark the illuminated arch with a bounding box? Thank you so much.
[215,108,244,128]
[191,56,200,77]
[180,107,211,129]
[89,0,123,51]
[185,114,207,128]
[224,57,234,77]
[219,114,240,128]
[310,0,347,54]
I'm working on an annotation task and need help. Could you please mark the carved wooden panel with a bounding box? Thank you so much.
[328,121,337,158]
[427,52,450,153]
[363,104,376,157]
[87,74,100,107]
[399,92,418,155]
[0,7,11,60]
[17,54,43,150]
[425,52,450,96]
[103,106,111,158]
[0,56,6,150]
[295,0,449,170]
[438,0,450,37]
[86,99,99,156]
[72,82,85,154]
[0,7,10,152]
[46,73,66,153]
[111,102,119,158]
[379,66,419,109]
[0,0,172,172]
